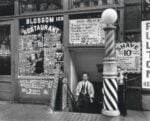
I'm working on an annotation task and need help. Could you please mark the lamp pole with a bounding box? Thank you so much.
[101,8,120,116]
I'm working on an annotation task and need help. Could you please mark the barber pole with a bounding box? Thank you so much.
[103,78,118,112]
[102,25,120,116]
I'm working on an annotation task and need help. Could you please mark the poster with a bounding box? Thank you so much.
[116,42,141,73]
[69,18,105,45]
[142,21,150,89]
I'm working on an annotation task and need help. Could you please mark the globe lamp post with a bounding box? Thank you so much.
[101,8,120,116]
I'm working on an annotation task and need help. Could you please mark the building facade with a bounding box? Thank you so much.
[0,0,148,111]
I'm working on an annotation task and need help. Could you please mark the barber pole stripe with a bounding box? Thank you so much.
[103,78,118,111]
[105,29,115,58]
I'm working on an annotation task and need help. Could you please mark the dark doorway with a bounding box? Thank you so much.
[69,48,105,113]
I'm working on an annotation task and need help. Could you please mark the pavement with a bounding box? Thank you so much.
[0,102,149,121]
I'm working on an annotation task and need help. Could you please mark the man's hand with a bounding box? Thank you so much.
[90,98,93,103]
[75,96,78,102]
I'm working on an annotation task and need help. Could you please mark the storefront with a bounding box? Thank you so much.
[0,0,145,111]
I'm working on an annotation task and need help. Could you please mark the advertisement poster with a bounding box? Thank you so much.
[142,21,150,89]
[69,18,105,45]
[116,42,141,73]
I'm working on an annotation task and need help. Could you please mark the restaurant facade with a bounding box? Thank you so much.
[0,0,149,112]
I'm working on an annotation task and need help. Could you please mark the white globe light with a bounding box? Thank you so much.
[101,8,118,24]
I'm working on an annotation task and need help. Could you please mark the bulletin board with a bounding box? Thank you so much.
[69,18,105,45]
[18,16,64,107]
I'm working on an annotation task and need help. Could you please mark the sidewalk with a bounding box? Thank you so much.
[0,102,149,121]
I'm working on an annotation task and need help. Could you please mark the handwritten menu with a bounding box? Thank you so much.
[69,18,105,45]
[18,16,64,107]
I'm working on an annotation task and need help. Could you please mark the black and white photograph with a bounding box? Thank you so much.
[0,0,149,121]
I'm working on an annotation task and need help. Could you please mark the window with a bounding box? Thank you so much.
[19,16,64,77]
[0,25,11,75]
[125,33,141,42]
[125,4,141,30]
[20,0,63,13]
[0,0,14,16]
[71,0,119,8]
[142,0,150,20]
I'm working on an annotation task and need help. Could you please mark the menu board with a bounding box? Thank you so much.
[18,16,64,106]
[116,42,141,73]
[19,78,53,95]
[69,18,105,45]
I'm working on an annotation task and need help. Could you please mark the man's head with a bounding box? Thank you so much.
[117,66,121,73]
[82,72,89,81]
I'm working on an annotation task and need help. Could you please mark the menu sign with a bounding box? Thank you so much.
[18,16,64,106]
[116,42,141,73]
[19,79,53,95]
[69,18,105,45]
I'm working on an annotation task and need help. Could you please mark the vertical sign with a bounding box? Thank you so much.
[142,21,150,89]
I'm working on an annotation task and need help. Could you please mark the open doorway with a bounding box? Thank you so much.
[69,48,105,114]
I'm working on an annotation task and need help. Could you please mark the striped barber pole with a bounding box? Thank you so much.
[102,24,120,116]
[105,28,115,58]
[103,78,119,111]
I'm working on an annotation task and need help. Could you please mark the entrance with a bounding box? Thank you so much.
[0,21,15,101]
[69,48,105,113]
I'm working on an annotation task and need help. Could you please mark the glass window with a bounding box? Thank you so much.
[0,25,11,75]
[20,0,63,13]
[142,0,150,20]
[0,0,14,16]
[71,0,119,8]
[125,5,141,30]
[19,16,64,77]
[125,33,141,42]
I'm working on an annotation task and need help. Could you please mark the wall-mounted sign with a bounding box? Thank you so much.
[69,18,105,45]
[19,79,53,96]
[116,42,141,73]
[142,21,150,89]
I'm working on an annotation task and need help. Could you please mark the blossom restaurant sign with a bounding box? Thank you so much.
[142,21,150,89]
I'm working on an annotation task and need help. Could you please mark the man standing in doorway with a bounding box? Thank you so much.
[76,72,95,113]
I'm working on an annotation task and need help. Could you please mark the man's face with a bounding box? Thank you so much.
[82,74,88,81]
[117,67,121,76]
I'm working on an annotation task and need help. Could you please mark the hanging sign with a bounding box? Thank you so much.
[116,42,141,73]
